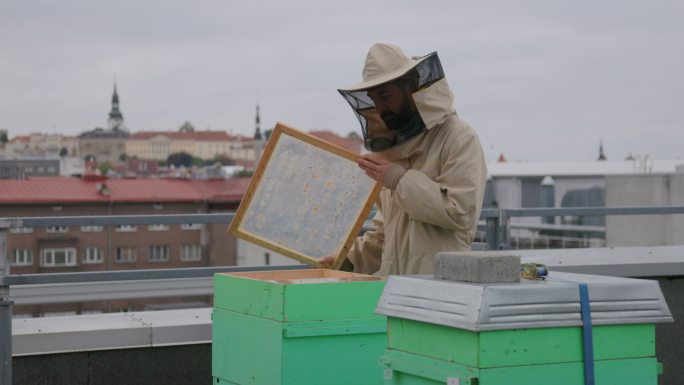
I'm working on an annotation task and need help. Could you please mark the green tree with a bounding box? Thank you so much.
[207,155,235,166]
[0,133,8,143]
[235,170,254,177]
[97,162,111,176]
[167,152,194,167]
[119,153,128,162]
[59,147,68,157]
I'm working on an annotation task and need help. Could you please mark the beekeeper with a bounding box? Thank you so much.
[322,43,487,276]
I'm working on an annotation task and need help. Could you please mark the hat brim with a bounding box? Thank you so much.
[339,54,432,92]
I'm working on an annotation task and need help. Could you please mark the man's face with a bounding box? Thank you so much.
[366,81,416,131]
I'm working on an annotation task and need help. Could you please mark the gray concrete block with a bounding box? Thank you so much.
[434,252,521,283]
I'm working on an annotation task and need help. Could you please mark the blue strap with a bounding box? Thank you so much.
[545,277,595,385]
[578,283,595,385]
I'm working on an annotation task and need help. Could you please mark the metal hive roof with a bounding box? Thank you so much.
[376,271,673,331]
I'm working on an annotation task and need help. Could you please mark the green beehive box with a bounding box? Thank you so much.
[212,269,387,385]
[375,272,673,385]
[387,318,655,368]
[380,349,660,385]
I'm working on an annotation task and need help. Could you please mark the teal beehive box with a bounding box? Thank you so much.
[376,272,673,385]
[212,269,387,385]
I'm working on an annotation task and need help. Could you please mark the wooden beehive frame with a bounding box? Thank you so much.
[228,122,381,269]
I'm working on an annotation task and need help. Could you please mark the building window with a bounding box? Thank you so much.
[44,311,77,317]
[12,249,34,266]
[46,226,69,233]
[9,227,33,234]
[148,245,170,262]
[115,247,137,263]
[82,247,104,264]
[115,225,137,232]
[80,309,103,315]
[521,178,543,208]
[41,248,77,267]
[47,166,56,173]
[148,224,169,231]
[80,225,104,232]
[180,245,202,262]
[181,223,202,230]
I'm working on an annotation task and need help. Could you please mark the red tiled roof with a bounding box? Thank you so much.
[191,178,252,202]
[309,131,363,155]
[0,176,251,204]
[232,159,254,168]
[129,131,232,141]
[9,135,30,143]
[233,135,254,142]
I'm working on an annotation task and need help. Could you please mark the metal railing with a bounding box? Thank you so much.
[2,205,684,385]
[0,213,295,385]
[481,206,684,250]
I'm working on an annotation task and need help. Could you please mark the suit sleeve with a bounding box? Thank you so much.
[346,201,384,275]
[394,126,487,232]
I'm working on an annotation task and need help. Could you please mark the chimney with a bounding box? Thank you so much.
[96,182,111,196]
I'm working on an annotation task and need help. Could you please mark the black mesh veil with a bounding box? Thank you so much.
[338,52,445,152]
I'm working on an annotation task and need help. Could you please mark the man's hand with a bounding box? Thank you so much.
[358,154,407,190]
[358,155,393,183]
[318,255,336,269]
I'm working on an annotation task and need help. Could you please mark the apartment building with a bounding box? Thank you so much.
[2,133,79,158]
[126,131,235,161]
[0,158,60,179]
[79,127,128,163]
[1,175,250,316]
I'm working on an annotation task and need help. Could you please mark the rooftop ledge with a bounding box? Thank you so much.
[12,308,211,356]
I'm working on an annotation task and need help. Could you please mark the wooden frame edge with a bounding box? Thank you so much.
[332,183,381,270]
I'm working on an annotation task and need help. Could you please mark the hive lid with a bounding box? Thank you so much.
[375,271,673,331]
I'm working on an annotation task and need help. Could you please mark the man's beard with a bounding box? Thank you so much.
[380,99,418,131]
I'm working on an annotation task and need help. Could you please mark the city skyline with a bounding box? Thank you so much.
[1,1,682,163]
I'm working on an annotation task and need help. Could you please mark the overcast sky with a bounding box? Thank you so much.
[1,0,682,162]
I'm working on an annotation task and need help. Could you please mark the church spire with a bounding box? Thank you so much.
[107,80,125,130]
[253,103,266,168]
[254,104,262,140]
[598,139,607,161]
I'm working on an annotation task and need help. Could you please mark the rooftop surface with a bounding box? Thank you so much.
[4,246,684,385]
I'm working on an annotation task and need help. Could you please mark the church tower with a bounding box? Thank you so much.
[107,82,126,131]
[254,104,265,165]
[598,139,607,161]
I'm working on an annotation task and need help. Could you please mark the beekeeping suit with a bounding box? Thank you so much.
[338,43,487,276]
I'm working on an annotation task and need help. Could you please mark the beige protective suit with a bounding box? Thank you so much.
[341,44,487,276]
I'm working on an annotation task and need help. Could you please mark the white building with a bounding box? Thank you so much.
[60,156,86,176]
[2,133,79,158]
[236,241,301,267]
[486,157,684,248]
